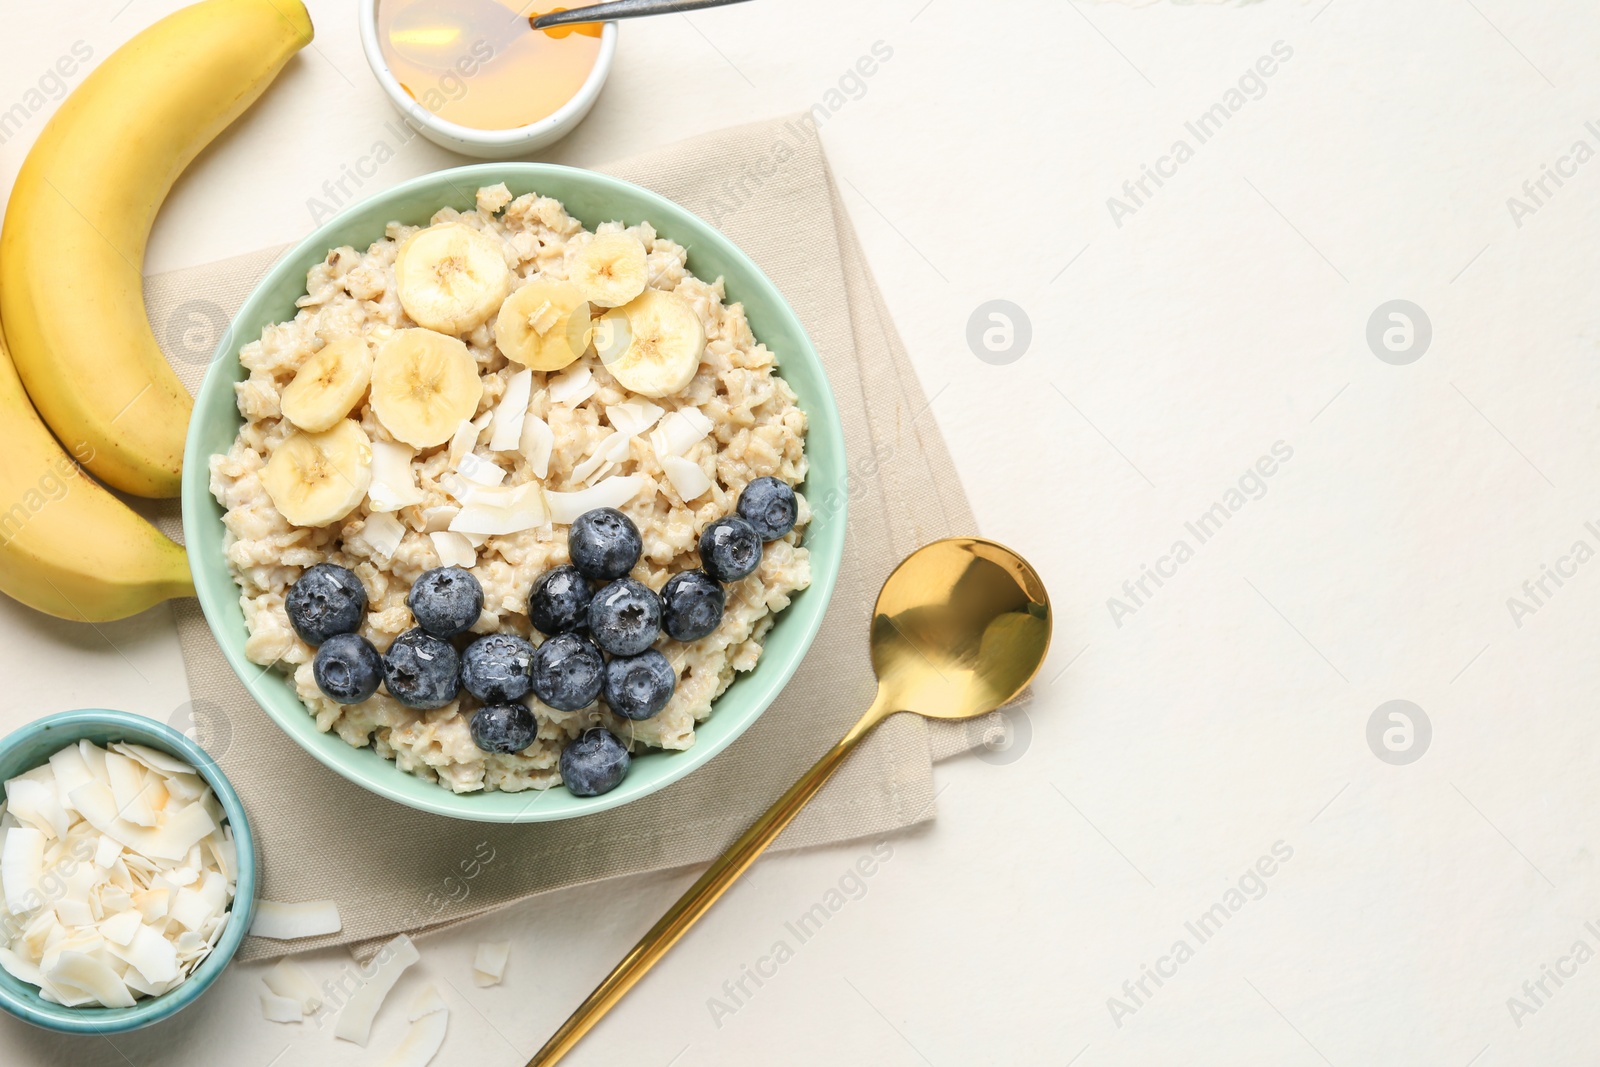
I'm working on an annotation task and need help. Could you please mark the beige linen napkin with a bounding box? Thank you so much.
[146,116,996,962]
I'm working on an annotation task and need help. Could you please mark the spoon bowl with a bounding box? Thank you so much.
[530,537,1052,1065]
[870,537,1051,722]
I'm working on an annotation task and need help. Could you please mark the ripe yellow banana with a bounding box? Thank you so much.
[0,328,193,622]
[0,0,313,498]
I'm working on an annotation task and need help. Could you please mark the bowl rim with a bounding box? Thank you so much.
[0,708,256,1034]
[182,162,847,822]
[356,0,618,150]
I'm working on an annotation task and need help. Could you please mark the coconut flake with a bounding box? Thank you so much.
[107,922,179,985]
[649,407,714,458]
[545,476,644,524]
[382,1008,448,1067]
[548,364,595,406]
[132,888,169,922]
[0,946,42,986]
[207,829,237,884]
[54,895,94,927]
[334,933,420,1046]
[449,482,548,536]
[363,512,406,561]
[456,452,508,488]
[47,950,135,1009]
[107,743,194,778]
[369,441,425,512]
[446,419,480,468]
[262,990,303,1023]
[490,369,533,451]
[265,957,323,1013]
[250,900,342,940]
[571,431,630,484]
[429,531,477,570]
[163,771,206,803]
[407,982,448,1020]
[418,505,460,533]
[105,752,155,828]
[77,741,106,780]
[661,456,713,502]
[519,414,554,479]
[607,400,665,438]
[168,887,216,932]
[99,910,141,947]
[473,941,509,986]
[2,828,44,915]
[5,777,68,841]
[47,747,93,810]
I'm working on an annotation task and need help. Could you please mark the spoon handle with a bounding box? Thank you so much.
[531,0,755,31]
[527,695,892,1066]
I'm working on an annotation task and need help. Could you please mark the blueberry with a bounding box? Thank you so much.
[660,570,724,642]
[530,632,604,711]
[460,633,535,704]
[587,578,662,656]
[286,563,367,646]
[382,628,461,710]
[469,703,539,754]
[560,728,631,797]
[313,633,383,704]
[568,508,642,580]
[408,566,483,638]
[737,477,798,541]
[602,649,676,721]
[698,517,762,583]
[528,565,593,635]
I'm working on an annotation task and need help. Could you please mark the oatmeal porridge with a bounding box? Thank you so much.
[209,182,811,796]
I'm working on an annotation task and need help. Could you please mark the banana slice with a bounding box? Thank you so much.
[589,306,630,366]
[572,232,648,308]
[493,280,591,371]
[370,329,484,448]
[603,289,705,398]
[280,337,373,432]
[394,223,512,334]
[261,419,374,528]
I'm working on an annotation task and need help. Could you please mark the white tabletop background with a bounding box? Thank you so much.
[2,0,1598,1063]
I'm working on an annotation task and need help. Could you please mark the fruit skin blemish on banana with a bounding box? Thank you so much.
[378,0,601,131]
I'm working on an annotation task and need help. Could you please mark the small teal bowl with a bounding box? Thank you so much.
[0,709,255,1033]
[183,164,847,822]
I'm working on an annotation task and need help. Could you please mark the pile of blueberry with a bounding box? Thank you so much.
[289,475,799,800]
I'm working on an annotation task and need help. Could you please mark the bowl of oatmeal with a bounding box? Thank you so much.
[181,164,845,822]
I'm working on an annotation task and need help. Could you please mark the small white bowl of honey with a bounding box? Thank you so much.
[360,0,617,159]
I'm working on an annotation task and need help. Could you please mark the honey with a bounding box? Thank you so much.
[378,0,602,132]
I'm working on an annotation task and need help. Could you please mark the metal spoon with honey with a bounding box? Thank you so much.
[531,0,754,32]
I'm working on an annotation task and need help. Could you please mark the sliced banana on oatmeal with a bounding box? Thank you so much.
[572,231,648,308]
[394,222,512,334]
[493,279,591,371]
[370,328,484,448]
[280,336,373,432]
[261,419,374,528]
[601,289,705,398]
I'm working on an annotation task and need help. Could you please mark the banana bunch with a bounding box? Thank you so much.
[0,0,313,498]
[0,0,311,621]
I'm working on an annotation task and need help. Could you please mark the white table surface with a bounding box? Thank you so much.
[3,0,1599,1063]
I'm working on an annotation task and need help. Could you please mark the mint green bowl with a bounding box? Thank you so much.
[0,709,255,1033]
[182,164,845,822]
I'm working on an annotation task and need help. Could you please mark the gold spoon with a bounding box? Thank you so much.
[529,536,1052,1066]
